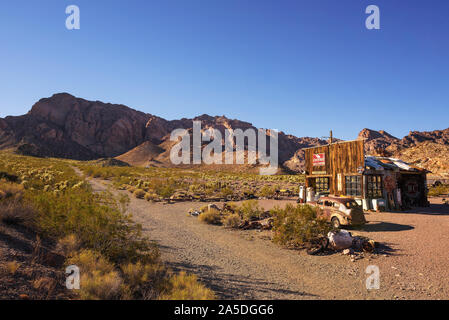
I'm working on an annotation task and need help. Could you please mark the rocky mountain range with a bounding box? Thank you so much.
[359,127,449,176]
[0,93,447,175]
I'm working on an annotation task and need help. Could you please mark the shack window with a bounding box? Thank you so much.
[345,175,362,197]
[367,175,383,198]
[315,177,329,193]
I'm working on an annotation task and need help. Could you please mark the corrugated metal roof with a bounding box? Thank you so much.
[365,156,426,172]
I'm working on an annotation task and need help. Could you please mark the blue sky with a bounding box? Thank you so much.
[0,0,448,140]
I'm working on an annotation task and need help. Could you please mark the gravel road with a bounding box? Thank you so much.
[85,174,449,300]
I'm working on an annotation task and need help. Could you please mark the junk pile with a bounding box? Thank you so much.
[307,229,378,261]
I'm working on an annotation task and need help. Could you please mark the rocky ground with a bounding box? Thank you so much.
[87,174,449,300]
[0,223,72,300]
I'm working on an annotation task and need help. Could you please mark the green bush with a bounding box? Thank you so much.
[257,185,275,198]
[237,200,262,220]
[28,189,158,264]
[271,204,331,248]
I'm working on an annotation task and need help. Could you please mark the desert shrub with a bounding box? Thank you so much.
[0,181,24,200]
[428,184,449,197]
[222,202,239,213]
[271,204,331,248]
[6,261,20,275]
[29,190,157,264]
[237,200,262,220]
[0,199,35,228]
[157,185,175,199]
[133,189,146,199]
[67,250,127,300]
[198,208,222,225]
[159,272,215,300]
[33,277,57,292]
[220,187,233,198]
[56,234,81,257]
[257,185,275,198]
[121,261,166,299]
[223,213,241,228]
[126,185,136,194]
[80,270,127,300]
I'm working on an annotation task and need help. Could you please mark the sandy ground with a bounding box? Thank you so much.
[87,175,449,300]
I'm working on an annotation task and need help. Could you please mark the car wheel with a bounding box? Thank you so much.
[331,217,341,229]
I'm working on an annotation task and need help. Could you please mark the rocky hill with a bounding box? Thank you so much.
[0,93,328,172]
[360,127,449,176]
[1,93,447,175]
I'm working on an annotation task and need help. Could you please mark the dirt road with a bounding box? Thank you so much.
[85,174,449,300]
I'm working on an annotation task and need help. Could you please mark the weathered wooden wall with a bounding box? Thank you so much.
[305,140,365,195]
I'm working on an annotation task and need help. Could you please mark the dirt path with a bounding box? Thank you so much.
[77,170,449,300]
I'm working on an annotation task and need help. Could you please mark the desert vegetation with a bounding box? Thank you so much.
[195,200,332,251]
[0,151,213,300]
[428,184,449,197]
[271,204,331,248]
[77,162,303,203]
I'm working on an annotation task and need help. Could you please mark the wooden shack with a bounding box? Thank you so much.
[304,139,428,210]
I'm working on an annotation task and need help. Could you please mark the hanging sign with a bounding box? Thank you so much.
[313,153,325,166]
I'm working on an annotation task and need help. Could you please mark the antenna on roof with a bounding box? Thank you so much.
[320,130,333,145]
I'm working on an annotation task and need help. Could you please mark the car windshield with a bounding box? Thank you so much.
[344,201,360,209]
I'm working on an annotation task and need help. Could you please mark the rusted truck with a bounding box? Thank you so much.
[307,196,367,228]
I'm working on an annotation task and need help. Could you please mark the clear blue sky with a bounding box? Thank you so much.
[0,0,448,140]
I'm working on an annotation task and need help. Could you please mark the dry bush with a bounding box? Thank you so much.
[80,270,127,300]
[0,200,35,228]
[126,185,136,194]
[67,249,115,275]
[56,234,81,257]
[271,204,331,248]
[223,213,241,228]
[0,181,24,200]
[159,271,215,300]
[121,261,166,299]
[67,249,127,300]
[33,277,57,293]
[133,189,146,199]
[6,261,20,275]
[428,184,449,197]
[198,208,222,225]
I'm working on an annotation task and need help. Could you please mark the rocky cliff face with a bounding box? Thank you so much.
[359,127,449,175]
[2,93,447,175]
[358,128,399,155]
[0,93,328,171]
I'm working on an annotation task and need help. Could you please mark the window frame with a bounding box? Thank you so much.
[345,175,362,197]
[315,177,330,193]
[366,175,383,198]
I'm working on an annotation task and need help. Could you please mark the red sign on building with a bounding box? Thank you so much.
[313,153,325,166]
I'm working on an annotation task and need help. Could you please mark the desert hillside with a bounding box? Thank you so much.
[360,128,449,176]
[1,93,448,175]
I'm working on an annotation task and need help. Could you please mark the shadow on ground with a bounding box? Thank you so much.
[166,261,318,300]
[399,204,449,216]
[361,222,414,232]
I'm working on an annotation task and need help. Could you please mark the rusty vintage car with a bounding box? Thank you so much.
[307,196,366,228]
